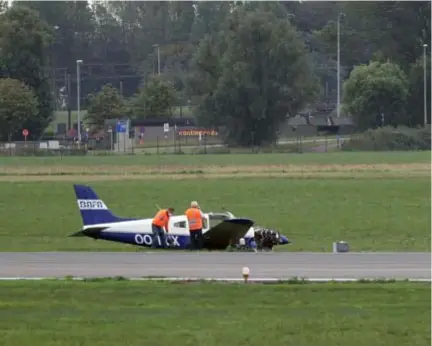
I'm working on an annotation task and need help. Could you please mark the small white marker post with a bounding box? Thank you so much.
[242,267,250,283]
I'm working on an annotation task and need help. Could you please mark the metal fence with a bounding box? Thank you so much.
[0,139,107,157]
[0,134,349,157]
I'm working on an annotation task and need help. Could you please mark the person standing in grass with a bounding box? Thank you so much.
[185,201,205,250]
[151,207,174,249]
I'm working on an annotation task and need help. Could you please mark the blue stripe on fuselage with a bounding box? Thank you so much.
[99,231,190,248]
[96,231,259,249]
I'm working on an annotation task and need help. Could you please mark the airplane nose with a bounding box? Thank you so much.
[279,235,290,245]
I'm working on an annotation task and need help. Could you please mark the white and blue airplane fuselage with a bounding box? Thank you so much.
[71,185,290,251]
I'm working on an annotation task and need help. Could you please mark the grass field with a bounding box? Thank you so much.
[0,151,429,252]
[0,177,429,252]
[0,281,429,346]
[0,151,430,167]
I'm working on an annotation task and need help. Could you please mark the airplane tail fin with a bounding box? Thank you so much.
[73,184,126,226]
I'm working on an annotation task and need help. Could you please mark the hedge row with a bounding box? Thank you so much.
[342,126,431,151]
[0,148,88,157]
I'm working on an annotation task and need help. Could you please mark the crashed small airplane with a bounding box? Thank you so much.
[70,184,291,251]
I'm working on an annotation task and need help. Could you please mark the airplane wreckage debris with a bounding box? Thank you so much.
[229,227,288,252]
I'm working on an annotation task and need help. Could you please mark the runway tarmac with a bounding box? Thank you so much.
[0,252,430,281]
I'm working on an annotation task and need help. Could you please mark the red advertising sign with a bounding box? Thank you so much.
[177,128,218,137]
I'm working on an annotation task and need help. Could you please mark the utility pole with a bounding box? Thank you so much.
[337,12,345,119]
[423,43,428,126]
[52,25,59,112]
[67,73,71,131]
[76,59,83,144]
[153,43,160,75]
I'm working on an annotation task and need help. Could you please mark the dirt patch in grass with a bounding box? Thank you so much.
[0,167,428,182]
[0,163,428,182]
[0,163,429,176]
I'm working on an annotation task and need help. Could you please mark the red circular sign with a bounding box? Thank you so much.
[22,129,29,137]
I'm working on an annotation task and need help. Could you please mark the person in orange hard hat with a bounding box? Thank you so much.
[185,201,204,250]
[151,207,174,249]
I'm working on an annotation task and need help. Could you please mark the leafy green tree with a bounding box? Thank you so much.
[314,2,431,70]
[0,1,7,13]
[85,84,126,129]
[342,61,409,130]
[352,2,430,69]
[283,1,342,34]
[313,15,372,69]
[189,7,319,146]
[130,76,177,118]
[190,2,235,42]
[166,1,195,42]
[0,78,38,141]
[0,4,54,140]
[20,1,96,68]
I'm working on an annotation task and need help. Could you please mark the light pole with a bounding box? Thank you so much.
[76,59,83,144]
[423,43,428,126]
[153,44,160,75]
[52,25,59,111]
[337,12,345,119]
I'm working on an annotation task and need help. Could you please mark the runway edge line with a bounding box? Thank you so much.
[0,277,430,283]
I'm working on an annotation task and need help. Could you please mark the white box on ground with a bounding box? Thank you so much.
[332,241,349,253]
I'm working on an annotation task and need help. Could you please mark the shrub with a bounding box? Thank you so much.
[8,148,89,157]
[342,126,431,151]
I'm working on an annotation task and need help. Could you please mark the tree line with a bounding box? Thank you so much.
[0,1,430,146]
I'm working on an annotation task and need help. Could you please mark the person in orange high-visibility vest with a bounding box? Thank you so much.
[185,201,204,250]
[151,207,174,249]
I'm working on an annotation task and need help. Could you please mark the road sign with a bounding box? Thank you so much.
[22,129,29,137]
[116,120,127,133]
[163,123,169,133]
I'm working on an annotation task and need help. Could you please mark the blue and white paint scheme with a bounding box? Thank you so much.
[70,184,290,251]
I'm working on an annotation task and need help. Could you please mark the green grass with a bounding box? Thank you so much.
[0,281,429,346]
[0,151,430,167]
[0,177,429,252]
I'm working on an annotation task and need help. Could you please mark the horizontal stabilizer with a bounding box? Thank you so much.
[204,218,254,250]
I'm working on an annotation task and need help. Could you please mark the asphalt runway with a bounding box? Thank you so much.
[0,252,430,280]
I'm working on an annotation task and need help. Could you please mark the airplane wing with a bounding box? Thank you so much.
[203,218,254,250]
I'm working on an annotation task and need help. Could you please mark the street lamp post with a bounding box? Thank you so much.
[153,44,160,75]
[337,12,345,119]
[52,25,59,112]
[76,59,83,144]
[423,43,428,126]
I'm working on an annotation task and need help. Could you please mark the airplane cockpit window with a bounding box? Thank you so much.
[173,221,187,228]
[207,212,233,228]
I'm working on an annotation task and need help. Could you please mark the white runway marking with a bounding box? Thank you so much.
[0,277,430,283]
